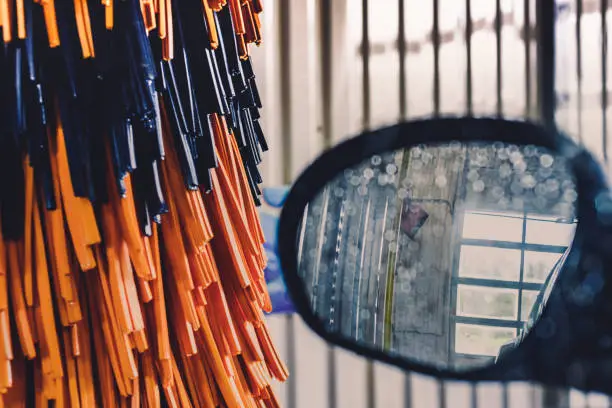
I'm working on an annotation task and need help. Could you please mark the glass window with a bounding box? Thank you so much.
[453,210,573,358]
[457,285,518,320]
[458,245,521,281]
[520,290,540,321]
[455,324,517,356]
[525,219,576,246]
[462,211,524,242]
[523,251,563,283]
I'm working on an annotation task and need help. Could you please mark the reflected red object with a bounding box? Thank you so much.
[400,199,429,239]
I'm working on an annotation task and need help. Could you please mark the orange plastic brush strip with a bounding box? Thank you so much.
[0,2,289,405]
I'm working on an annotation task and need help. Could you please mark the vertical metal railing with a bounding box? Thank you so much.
[537,0,557,129]
[576,0,584,143]
[265,0,612,407]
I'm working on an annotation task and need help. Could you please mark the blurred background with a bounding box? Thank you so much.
[250,0,611,407]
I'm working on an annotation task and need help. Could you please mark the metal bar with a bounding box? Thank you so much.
[516,214,528,335]
[278,3,297,406]
[279,0,292,185]
[404,374,412,408]
[602,0,608,162]
[454,277,543,292]
[536,0,556,129]
[327,346,337,408]
[460,239,568,253]
[285,316,297,408]
[438,380,446,408]
[398,0,407,120]
[398,7,410,399]
[456,352,505,359]
[433,0,440,115]
[361,0,373,384]
[495,0,503,116]
[576,0,584,143]
[320,0,333,149]
[318,3,337,404]
[466,0,473,115]
[366,360,376,408]
[362,0,371,130]
[471,384,478,408]
[524,0,532,117]
[501,385,509,408]
[453,315,523,329]
[449,208,467,368]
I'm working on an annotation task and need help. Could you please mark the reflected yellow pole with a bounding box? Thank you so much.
[382,149,412,351]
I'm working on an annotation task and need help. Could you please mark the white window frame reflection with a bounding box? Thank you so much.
[450,210,576,361]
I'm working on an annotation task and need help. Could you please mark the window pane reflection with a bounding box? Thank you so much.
[455,324,516,356]
[521,290,540,321]
[458,246,521,281]
[462,212,523,242]
[523,251,562,283]
[457,285,518,320]
[525,219,576,246]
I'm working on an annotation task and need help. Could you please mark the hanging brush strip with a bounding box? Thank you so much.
[0,0,284,406]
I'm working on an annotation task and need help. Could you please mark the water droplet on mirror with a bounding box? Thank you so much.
[534,196,548,210]
[511,197,525,211]
[386,163,398,175]
[493,141,505,150]
[363,167,374,179]
[398,188,409,199]
[510,181,524,195]
[545,178,560,192]
[510,151,524,164]
[371,155,382,165]
[358,185,368,196]
[467,170,480,181]
[524,145,537,157]
[497,148,509,160]
[499,163,512,178]
[408,241,420,251]
[563,189,578,203]
[346,205,357,216]
[491,186,504,199]
[540,154,554,168]
[472,180,485,192]
[538,167,553,179]
[513,160,527,173]
[497,197,510,209]
[435,175,447,187]
[521,174,537,188]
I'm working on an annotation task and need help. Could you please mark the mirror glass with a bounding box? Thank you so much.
[295,141,577,371]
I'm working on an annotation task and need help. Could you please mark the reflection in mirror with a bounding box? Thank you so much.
[296,141,577,371]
